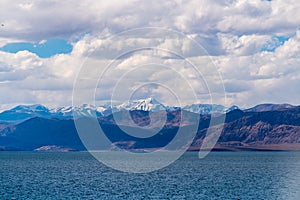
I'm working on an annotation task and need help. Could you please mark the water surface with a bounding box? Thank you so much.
[1,151,300,199]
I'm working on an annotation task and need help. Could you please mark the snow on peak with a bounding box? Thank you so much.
[50,104,102,118]
[131,98,167,111]
[226,105,240,112]
[115,97,168,112]
[11,104,50,113]
[182,104,226,114]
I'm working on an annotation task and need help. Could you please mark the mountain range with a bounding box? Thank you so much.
[0,98,299,151]
[0,98,237,123]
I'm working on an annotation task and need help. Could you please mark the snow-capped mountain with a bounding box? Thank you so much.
[182,104,226,114]
[11,104,50,114]
[0,104,52,122]
[225,105,240,113]
[114,97,169,112]
[0,104,103,123]
[50,104,103,119]
[0,98,241,123]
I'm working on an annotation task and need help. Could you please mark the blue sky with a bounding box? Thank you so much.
[0,39,72,58]
[261,36,290,52]
[0,0,300,110]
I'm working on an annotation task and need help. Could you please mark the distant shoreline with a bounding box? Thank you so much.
[188,143,300,152]
[2,145,300,152]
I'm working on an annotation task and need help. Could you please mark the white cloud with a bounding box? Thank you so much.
[0,0,300,108]
[218,30,300,107]
[218,33,271,56]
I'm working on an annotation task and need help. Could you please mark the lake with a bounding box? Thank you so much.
[1,151,300,199]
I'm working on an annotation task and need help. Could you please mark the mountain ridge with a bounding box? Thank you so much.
[1,105,300,151]
[3,98,297,123]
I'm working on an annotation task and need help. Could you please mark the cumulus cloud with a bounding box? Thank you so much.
[219,30,300,107]
[0,0,300,108]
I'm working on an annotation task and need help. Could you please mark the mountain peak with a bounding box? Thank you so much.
[134,97,162,105]
[182,104,225,114]
[226,105,240,112]
[244,103,295,112]
[115,97,167,112]
[0,104,51,123]
[11,104,50,113]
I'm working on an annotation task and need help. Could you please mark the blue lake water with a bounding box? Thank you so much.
[1,151,300,199]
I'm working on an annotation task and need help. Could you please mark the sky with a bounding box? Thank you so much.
[0,0,300,110]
